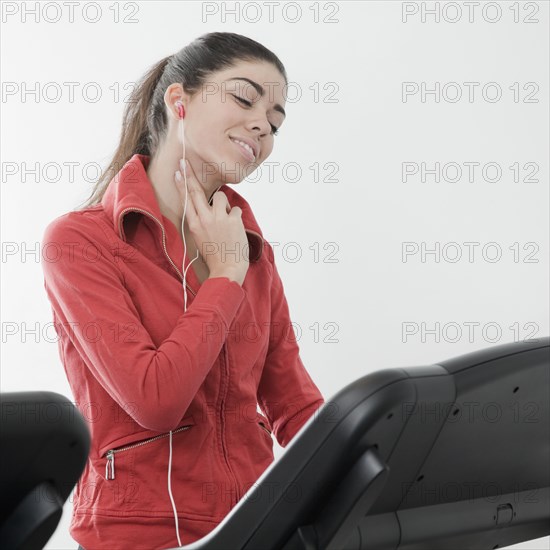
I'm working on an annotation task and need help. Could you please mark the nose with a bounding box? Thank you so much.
[247,116,272,138]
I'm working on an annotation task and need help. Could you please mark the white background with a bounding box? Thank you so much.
[1,1,548,549]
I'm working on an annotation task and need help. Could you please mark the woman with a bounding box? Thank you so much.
[41,32,325,549]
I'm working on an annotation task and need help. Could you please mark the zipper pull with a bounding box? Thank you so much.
[105,450,115,480]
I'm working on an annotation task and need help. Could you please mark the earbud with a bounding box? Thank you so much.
[176,101,185,119]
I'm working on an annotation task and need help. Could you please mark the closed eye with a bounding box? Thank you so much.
[234,95,280,136]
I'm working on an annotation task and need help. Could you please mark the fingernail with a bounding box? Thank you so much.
[180,158,186,173]
[175,170,181,182]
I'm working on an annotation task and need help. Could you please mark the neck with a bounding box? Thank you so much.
[146,141,222,237]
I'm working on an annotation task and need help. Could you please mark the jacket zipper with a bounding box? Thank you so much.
[219,344,240,506]
[118,207,196,296]
[258,422,271,436]
[104,424,193,480]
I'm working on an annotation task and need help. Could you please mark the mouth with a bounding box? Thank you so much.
[229,137,257,162]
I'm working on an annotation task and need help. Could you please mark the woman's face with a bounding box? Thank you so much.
[174,60,287,184]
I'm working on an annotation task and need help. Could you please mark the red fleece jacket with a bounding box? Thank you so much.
[41,154,325,549]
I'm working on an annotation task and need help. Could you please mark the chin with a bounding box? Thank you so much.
[221,162,259,184]
[221,174,244,185]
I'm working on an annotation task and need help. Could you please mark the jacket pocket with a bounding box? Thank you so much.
[102,419,195,481]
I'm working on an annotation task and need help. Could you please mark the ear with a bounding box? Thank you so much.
[164,84,186,120]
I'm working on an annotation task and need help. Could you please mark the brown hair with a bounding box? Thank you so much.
[75,32,287,210]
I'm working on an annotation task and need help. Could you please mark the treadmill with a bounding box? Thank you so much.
[1,337,549,550]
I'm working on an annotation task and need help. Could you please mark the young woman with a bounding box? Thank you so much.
[41,32,325,549]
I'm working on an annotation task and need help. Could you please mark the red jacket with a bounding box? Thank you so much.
[41,153,325,549]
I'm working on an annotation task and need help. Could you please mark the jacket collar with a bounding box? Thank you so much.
[101,153,265,262]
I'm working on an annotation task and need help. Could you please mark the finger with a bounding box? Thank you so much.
[228,205,243,218]
[179,158,211,218]
[211,190,231,214]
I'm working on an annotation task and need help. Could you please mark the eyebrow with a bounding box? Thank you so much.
[226,77,286,118]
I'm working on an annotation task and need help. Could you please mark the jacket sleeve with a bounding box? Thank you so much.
[41,213,245,433]
[257,243,325,448]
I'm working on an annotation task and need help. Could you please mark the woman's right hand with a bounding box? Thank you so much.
[174,158,249,286]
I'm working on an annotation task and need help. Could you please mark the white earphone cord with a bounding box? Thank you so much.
[168,108,221,547]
